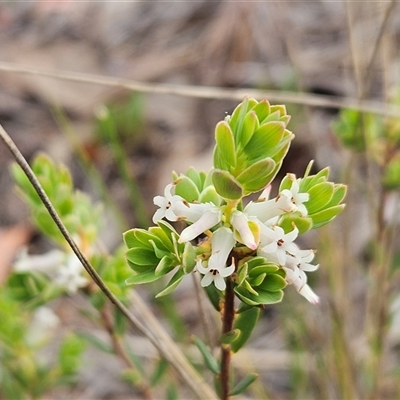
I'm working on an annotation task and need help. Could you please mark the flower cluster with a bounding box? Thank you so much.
[124,98,346,308]
[153,176,319,303]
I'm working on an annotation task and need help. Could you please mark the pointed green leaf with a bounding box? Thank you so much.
[239,110,258,148]
[125,270,159,285]
[231,307,260,353]
[252,100,270,124]
[204,282,222,311]
[237,158,276,193]
[243,122,285,160]
[155,255,176,275]
[325,184,347,208]
[192,336,220,374]
[229,97,258,137]
[307,182,334,214]
[215,121,237,168]
[237,262,248,286]
[250,273,266,287]
[182,242,196,274]
[229,373,258,396]
[310,204,346,228]
[212,169,243,200]
[126,248,159,266]
[155,268,185,297]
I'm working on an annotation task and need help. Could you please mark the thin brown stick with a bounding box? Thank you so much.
[0,124,218,400]
[0,61,400,117]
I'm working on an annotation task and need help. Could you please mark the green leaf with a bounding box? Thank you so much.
[150,358,169,387]
[252,100,271,124]
[192,336,220,375]
[215,121,237,168]
[243,122,285,160]
[155,255,176,275]
[237,158,276,193]
[220,329,241,345]
[212,169,243,200]
[229,97,258,137]
[182,242,196,274]
[126,248,160,266]
[199,185,222,206]
[231,307,260,353]
[258,273,287,291]
[250,273,266,287]
[125,270,159,285]
[229,373,258,396]
[185,167,203,191]
[237,262,248,286]
[310,204,346,229]
[278,214,313,235]
[59,333,86,376]
[248,264,279,277]
[239,110,258,148]
[155,268,185,298]
[307,182,334,214]
[234,286,284,306]
[175,175,200,202]
[325,184,347,208]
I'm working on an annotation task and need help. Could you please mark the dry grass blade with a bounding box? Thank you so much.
[0,61,400,117]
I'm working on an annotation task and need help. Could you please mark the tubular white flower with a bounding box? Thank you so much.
[280,175,309,216]
[259,225,299,265]
[299,284,320,304]
[178,207,222,243]
[54,253,89,294]
[231,210,258,250]
[153,183,186,223]
[244,194,294,223]
[284,251,319,304]
[14,248,65,273]
[196,227,235,290]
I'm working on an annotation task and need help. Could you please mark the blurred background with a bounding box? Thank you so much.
[1,1,400,399]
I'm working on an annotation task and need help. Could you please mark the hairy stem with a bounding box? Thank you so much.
[220,279,235,400]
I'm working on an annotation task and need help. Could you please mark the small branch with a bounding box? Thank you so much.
[220,279,235,400]
[0,124,218,400]
[0,61,400,117]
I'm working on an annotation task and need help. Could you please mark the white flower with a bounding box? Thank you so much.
[280,175,309,216]
[14,248,65,273]
[55,253,89,294]
[283,250,319,304]
[231,210,258,250]
[14,248,88,294]
[153,183,187,223]
[259,225,299,265]
[178,207,222,243]
[244,186,295,223]
[196,227,235,290]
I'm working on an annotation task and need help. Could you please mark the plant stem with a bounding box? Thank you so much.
[220,278,235,400]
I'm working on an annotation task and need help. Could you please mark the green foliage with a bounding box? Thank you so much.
[10,154,102,248]
[213,98,294,198]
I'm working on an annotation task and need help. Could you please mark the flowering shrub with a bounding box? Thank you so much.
[124,98,346,368]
